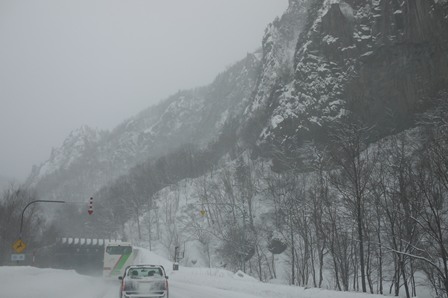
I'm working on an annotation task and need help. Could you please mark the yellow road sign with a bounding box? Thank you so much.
[12,239,26,253]
[200,210,206,216]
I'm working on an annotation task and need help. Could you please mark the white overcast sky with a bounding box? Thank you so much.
[0,0,288,181]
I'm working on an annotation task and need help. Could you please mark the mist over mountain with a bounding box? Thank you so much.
[23,0,306,201]
[25,51,261,201]
[0,174,16,194]
[26,0,448,203]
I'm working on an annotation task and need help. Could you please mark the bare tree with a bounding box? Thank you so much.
[329,121,378,293]
[411,116,448,297]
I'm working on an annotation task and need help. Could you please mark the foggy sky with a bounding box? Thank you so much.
[0,0,288,181]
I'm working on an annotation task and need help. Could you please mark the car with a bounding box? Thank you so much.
[118,264,169,298]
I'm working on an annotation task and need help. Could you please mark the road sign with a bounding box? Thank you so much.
[200,210,206,216]
[11,254,25,262]
[12,239,27,253]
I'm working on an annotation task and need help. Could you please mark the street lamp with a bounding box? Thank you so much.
[19,200,65,239]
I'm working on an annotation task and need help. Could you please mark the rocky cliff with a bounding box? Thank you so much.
[253,0,448,152]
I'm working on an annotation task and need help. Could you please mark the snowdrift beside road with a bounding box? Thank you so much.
[136,248,391,298]
[0,266,110,298]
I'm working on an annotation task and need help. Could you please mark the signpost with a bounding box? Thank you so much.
[12,199,65,261]
[11,254,25,262]
[12,239,27,253]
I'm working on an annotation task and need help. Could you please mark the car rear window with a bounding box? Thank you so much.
[127,267,163,278]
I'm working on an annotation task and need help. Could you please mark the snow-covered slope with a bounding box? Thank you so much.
[29,125,104,182]
[25,54,260,202]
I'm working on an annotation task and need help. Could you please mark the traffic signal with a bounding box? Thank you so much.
[88,197,93,215]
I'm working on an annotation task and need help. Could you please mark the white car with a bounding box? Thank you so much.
[118,265,169,298]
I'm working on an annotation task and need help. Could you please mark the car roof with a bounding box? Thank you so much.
[127,264,164,267]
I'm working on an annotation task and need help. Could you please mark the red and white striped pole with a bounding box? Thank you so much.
[88,197,93,215]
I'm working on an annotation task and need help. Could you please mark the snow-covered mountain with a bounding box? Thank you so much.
[26,0,448,203]
[25,53,261,201]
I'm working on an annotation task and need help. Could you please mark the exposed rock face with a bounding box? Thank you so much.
[345,0,448,129]
[248,0,307,113]
[256,0,448,150]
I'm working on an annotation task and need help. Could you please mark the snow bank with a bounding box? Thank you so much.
[136,247,388,298]
[167,266,388,298]
[0,266,110,298]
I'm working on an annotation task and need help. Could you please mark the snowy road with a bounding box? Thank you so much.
[0,265,393,298]
[0,248,395,298]
[0,267,266,298]
[96,279,262,298]
[169,280,260,298]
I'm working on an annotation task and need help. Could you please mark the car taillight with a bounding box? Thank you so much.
[121,279,126,291]
[165,280,168,290]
